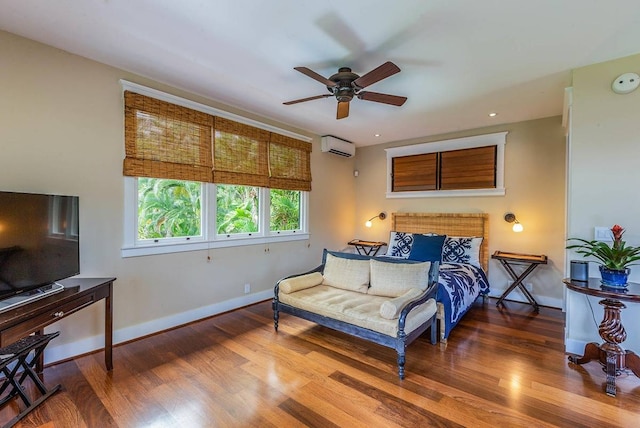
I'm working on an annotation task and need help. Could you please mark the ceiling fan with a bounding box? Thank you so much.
[283,61,407,119]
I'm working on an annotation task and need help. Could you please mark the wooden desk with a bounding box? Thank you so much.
[492,251,547,312]
[564,278,640,397]
[348,239,387,256]
[0,277,115,372]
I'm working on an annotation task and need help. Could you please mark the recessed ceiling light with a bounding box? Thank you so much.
[488,112,497,117]
[374,133,381,137]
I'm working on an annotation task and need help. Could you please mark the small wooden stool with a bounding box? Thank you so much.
[0,332,61,428]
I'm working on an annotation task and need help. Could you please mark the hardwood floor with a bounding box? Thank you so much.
[4,298,640,427]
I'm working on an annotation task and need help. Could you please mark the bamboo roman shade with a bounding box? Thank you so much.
[123,91,214,182]
[123,92,311,190]
[269,134,312,191]
[213,117,270,187]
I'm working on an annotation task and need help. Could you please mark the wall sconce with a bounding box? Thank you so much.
[504,213,523,232]
[365,212,387,228]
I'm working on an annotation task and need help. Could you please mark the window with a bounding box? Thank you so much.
[121,81,310,257]
[385,132,507,198]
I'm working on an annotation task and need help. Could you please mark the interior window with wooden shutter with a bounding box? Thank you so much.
[440,145,496,190]
[392,153,437,191]
[213,117,269,187]
[123,91,213,182]
[268,133,312,191]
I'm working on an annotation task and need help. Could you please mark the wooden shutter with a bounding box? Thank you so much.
[213,117,269,187]
[268,133,312,191]
[440,146,496,190]
[123,91,214,182]
[392,153,437,191]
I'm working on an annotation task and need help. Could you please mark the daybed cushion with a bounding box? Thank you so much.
[279,272,324,294]
[368,259,431,297]
[379,288,425,319]
[408,234,447,262]
[442,236,483,268]
[321,253,370,293]
[278,285,437,337]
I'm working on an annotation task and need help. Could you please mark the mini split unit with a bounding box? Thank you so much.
[321,135,355,157]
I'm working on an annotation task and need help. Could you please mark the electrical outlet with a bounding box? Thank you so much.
[244,283,251,294]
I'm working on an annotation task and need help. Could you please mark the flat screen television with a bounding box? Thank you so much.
[0,191,79,304]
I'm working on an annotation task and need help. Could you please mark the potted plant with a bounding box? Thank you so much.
[567,224,640,288]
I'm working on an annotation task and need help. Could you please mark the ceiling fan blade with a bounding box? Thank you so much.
[353,61,401,89]
[337,101,349,119]
[357,91,407,106]
[294,67,337,87]
[283,94,332,105]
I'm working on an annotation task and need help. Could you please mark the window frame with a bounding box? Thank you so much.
[123,178,309,257]
[385,132,507,198]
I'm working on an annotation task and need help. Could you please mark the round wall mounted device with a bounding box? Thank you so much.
[612,72,640,94]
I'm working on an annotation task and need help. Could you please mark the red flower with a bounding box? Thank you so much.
[612,224,625,248]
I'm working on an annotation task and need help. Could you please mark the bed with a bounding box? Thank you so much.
[387,212,491,342]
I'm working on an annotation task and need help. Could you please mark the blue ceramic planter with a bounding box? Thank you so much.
[599,265,630,288]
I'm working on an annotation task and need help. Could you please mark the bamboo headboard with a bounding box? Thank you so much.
[391,212,490,272]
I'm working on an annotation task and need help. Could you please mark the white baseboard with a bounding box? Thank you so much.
[488,288,563,309]
[565,338,590,356]
[44,289,273,365]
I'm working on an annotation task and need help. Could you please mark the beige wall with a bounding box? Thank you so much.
[566,53,640,353]
[0,31,355,362]
[354,117,567,306]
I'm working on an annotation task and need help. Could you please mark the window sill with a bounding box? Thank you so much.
[386,188,506,199]
[121,233,310,258]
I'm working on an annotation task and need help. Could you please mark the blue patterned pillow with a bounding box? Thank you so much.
[384,232,414,259]
[442,236,483,267]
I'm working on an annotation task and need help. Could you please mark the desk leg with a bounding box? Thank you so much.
[105,281,113,371]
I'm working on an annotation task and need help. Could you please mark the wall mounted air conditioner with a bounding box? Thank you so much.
[321,135,355,158]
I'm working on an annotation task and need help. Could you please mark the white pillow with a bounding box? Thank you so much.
[442,236,483,268]
[368,259,431,297]
[384,231,414,259]
[322,253,370,293]
[379,288,425,319]
[279,272,324,294]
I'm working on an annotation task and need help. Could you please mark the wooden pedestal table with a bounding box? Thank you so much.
[564,278,640,397]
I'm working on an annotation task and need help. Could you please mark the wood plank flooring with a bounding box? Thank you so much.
[4,298,640,427]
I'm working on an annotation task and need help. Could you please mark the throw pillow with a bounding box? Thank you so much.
[379,288,425,319]
[368,259,431,297]
[322,253,370,293]
[384,231,414,259]
[442,236,483,268]
[279,272,324,294]
[408,234,447,262]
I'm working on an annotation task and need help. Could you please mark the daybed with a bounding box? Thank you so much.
[273,250,439,379]
[388,213,491,342]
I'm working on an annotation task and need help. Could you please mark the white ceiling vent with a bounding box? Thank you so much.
[321,135,355,158]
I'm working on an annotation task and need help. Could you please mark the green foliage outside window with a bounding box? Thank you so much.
[216,184,259,234]
[270,189,300,231]
[138,178,201,239]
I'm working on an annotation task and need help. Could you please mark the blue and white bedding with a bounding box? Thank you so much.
[438,262,490,339]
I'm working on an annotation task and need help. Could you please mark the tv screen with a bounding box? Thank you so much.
[0,191,79,301]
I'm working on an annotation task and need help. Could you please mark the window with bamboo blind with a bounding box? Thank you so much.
[385,132,507,198]
[120,82,311,257]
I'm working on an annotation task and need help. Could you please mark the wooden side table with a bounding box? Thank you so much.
[491,251,547,312]
[564,278,640,397]
[347,239,387,256]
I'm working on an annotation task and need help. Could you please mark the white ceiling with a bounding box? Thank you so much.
[2,0,640,146]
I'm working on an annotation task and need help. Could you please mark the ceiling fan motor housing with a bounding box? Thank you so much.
[328,67,360,102]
